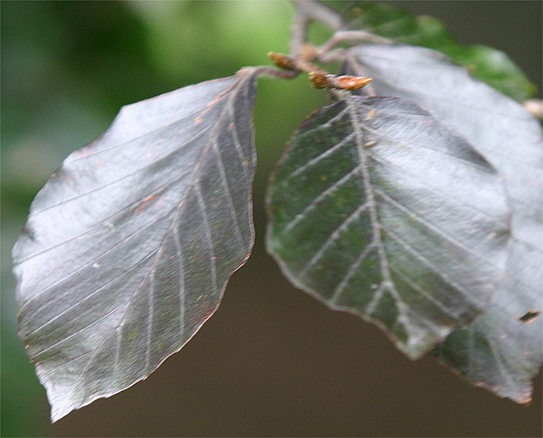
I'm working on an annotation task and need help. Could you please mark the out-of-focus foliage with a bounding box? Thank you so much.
[325,1,538,101]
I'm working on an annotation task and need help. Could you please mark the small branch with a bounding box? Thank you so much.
[290,0,343,56]
[269,52,327,76]
[318,49,377,96]
[290,3,309,58]
[238,66,300,80]
[268,52,372,91]
[317,30,392,56]
[290,0,343,31]
[288,1,385,96]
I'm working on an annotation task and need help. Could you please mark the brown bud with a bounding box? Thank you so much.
[268,52,296,70]
[332,75,372,90]
[308,72,329,89]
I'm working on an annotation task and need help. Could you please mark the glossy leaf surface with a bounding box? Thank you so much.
[327,1,536,101]
[267,95,510,359]
[13,71,258,421]
[347,43,543,403]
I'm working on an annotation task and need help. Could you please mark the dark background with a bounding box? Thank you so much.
[2,1,542,436]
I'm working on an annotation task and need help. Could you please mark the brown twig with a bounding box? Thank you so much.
[316,30,392,56]
[290,0,342,56]
[238,66,300,80]
[268,52,372,91]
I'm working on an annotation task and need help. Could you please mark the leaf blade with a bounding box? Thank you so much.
[13,71,258,421]
[267,95,510,359]
[347,43,543,403]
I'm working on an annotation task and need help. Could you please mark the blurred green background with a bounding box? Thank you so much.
[2,1,541,436]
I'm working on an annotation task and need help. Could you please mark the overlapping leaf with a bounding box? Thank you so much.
[13,71,258,421]
[346,43,542,403]
[267,95,511,359]
[325,1,536,101]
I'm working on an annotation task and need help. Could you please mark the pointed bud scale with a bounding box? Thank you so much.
[333,75,372,90]
[268,52,297,71]
[308,72,329,89]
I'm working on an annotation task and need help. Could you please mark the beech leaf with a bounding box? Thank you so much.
[267,95,510,359]
[12,71,258,422]
[346,43,543,403]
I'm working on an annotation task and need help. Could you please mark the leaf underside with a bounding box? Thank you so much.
[13,71,258,422]
[267,95,510,359]
[346,44,543,403]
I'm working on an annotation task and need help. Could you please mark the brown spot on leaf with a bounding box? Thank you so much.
[519,310,539,323]
[129,189,165,217]
[365,109,377,119]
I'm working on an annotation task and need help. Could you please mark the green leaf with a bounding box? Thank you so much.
[267,94,510,359]
[347,43,543,403]
[13,71,258,422]
[326,1,536,101]
[339,2,457,48]
[440,44,537,102]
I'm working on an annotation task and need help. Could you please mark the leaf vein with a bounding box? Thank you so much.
[300,201,370,278]
[211,139,244,248]
[17,165,194,265]
[388,264,456,318]
[283,164,362,235]
[34,304,125,360]
[18,197,181,314]
[380,224,478,306]
[22,247,160,339]
[329,242,377,303]
[195,182,218,294]
[367,150,501,221]
[32,125,212,216]
[374,187,495,266]
[145,269,155,373]
[172,226,185,339]
[343,93,398,306]
[65,89,233,165]
[288,132,355,180]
